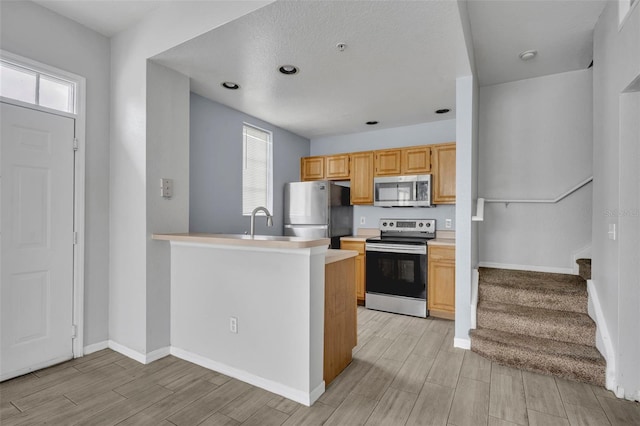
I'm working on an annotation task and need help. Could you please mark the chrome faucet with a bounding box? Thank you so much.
[250,206,273,237]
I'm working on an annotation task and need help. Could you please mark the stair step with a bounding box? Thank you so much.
[479,267,588,314]
[477,301,596,346]
[470,328,605,386]
[576,258,592,281]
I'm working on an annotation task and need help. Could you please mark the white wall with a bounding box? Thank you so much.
[108,1,273,355]
[189,93,310,235]
[454,75,478,347]
[478,70,593,272]
[170,242,326,405]
[310,120,457,232]
[592,1,640,400]
[0,1,111,347]
[146,62,190,352]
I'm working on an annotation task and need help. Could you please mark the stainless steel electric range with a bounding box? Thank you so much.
[365,219,436,318]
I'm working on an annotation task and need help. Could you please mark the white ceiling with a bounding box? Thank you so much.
[28,0,607,138]
[467,0,606,86]
[31,0,162,37]
[152,1,467,138]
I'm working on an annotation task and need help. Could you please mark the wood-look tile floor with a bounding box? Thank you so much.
[2,307,639,425]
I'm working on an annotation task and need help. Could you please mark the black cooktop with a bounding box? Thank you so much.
[365,236,432,245]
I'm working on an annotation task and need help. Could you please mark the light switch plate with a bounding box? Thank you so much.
[160,178,173,198]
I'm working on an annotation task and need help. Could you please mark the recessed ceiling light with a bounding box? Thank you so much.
[366,121,378,125]
[279,65,299,75]
[519,50,537,61]
[435,109,450,114]
[221,81,240,90]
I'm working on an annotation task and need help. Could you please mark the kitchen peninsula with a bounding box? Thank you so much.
[152,233,356,406]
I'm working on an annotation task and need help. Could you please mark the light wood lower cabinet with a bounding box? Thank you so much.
[340,240,366,304]
[324,256,357,385]
[428,245,455,319]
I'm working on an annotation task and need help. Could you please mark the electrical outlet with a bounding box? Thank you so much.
[445,219,452,229]
[608,224,616,241]
[360,216,366,225]
[229,317,238,334]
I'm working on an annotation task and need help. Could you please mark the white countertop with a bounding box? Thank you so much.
[325,249,358,264]
[152,233,330,249]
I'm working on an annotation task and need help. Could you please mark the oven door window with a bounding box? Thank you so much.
[366,250,426,299]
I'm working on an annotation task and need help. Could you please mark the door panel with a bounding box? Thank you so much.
[1,102,75,381]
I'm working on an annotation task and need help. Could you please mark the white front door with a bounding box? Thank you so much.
[1,102,75,381]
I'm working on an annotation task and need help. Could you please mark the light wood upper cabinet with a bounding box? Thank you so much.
[325,154,350,180]
[350,151,374,205]
[401,146,431,174]
[301,156,325,181]
[341,240,366,303]
[374,149,402,176]
[432,143,456,204]
[428,245,455,320]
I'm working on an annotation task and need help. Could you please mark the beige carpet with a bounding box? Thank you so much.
[470,266,606,386]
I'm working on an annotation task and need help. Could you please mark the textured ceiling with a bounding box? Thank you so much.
[28,0,608,138]
[152,1,468,139]
[466,0,606,86]
[32,0,162,37]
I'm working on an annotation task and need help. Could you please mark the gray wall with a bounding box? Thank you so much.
[0,1,111,347]
[190,93,310,235]
[593,2,640,400]
[146,62,190,352]
[478,69,593,272]
[311,120,457,231]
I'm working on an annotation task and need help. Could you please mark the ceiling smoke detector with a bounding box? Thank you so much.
[279,65,299,75]
[519,50,538,61]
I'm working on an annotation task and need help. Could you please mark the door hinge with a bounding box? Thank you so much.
[73,232,78,245]
[73,138,79,151]
[71,324,77,339]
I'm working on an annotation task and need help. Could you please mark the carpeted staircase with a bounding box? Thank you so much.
[470,266,606,386]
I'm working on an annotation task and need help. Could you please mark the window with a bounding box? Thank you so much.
[0,60,75,113]
[242,124,273,215]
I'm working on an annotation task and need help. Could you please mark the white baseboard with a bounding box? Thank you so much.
[83,340,108,355]
[478,261,573,275]
[587,280,618,395]
[146,346,171,363]
[108,340,147,364]
[107,341,170,364]
[454,338,471,350]
[471,269,479,329]
[171,346,324,406]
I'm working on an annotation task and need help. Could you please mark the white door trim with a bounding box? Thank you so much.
[1,49,86,358]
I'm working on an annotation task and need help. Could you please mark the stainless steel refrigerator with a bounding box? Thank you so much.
[284,181,353,248]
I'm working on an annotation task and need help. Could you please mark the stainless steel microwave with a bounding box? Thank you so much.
[373,174,432,207]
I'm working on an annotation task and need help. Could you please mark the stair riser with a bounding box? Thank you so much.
[479,285,588,314]
[471,337,605,387]
[477,309,596,346]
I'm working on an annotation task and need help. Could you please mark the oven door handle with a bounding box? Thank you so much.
[366,243,427,255]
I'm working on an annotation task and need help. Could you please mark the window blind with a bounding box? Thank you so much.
[242,124,273,215]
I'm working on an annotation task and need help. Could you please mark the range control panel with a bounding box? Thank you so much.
[379,219,435,233]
